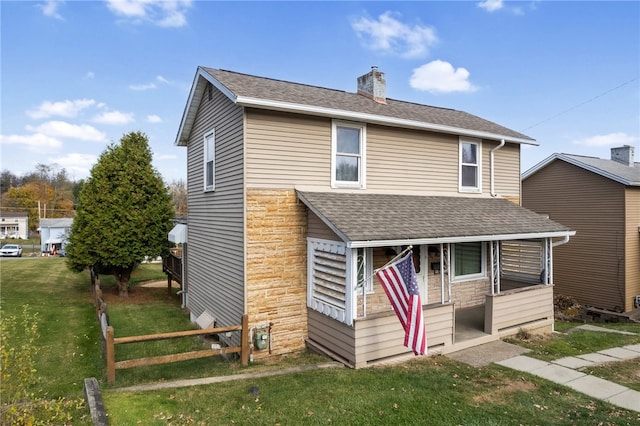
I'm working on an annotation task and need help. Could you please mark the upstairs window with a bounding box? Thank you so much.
[204,130,215,192]
[332,121,366,188]
[459,138,481,192]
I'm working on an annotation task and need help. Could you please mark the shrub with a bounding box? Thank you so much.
[0,305,85,425]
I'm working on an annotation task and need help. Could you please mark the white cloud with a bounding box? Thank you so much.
[146,114,163,123]
[48,153,98,180]
[129,82,157,91]
[572,132,638,147]
[478,0,504,12]
[26,121,107,142]
[156,75,170,84]
[85,71,95,79]
[410,60,478,93]
[27,99,96,119]
[105,0,192,28]
[0,133,62,152]
[39,0,64,20]
[92,110,135,125]
[155,153,177,160]
[351,11,437,59]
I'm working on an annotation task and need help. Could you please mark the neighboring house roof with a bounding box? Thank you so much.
[297,191,573,248]
[0,211,28,218]
[176,67,536,147]
[38,218,74,229]
[522,153,640,186]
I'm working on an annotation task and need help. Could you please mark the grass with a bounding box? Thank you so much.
[1,257,639,425]
[506,323,640,361]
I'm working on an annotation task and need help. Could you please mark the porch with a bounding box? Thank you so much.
[307,283,554,368]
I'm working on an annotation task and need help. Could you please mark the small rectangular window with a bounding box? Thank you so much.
[332,121,366,188]
[459,138,481,192]
[204,130,215,191]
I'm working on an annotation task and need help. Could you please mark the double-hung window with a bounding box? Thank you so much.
[204,130,215,192]
[332,121,365,188]
[459,138,481,192]
[452,242,485,281]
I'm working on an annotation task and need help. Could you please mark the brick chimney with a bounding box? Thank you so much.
[357,66,386,104]
[610,145,635,166]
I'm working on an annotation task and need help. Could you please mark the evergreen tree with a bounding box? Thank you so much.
[66,131,174,296]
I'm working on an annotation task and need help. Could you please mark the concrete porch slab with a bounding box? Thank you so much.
[446,341,530,367]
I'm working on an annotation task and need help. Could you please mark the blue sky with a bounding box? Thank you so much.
[1,1,638,183]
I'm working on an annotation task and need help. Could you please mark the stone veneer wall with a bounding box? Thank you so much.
[245,189,308,359]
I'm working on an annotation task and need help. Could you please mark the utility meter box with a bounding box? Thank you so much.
[254,331,268,350]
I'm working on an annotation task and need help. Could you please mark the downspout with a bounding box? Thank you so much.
[490,139,506,197]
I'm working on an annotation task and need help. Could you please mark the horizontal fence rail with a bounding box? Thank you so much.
[106,315,249,384]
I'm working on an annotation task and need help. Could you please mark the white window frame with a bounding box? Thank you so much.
[204,130,215,192]
[459,137,482,193]
[451,241,486,282]
[331,120,366,189]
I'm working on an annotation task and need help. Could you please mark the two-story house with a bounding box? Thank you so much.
[175,66,574,367]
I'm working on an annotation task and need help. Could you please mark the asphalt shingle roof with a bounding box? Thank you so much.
[297,191,571,243]
[560,154,640,186]
[203,68,534,143]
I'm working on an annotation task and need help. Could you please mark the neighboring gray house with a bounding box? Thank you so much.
[0,211,29,239]
[38,218,73,254]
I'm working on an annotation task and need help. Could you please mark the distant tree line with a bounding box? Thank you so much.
[1,165,187,236]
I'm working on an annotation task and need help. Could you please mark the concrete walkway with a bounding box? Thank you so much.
[495,326,640,413]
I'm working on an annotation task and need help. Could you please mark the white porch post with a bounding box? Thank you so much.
[544,238,553,285]
[346,248,356,322]
[441,243,451,303]
[491,240,501,294]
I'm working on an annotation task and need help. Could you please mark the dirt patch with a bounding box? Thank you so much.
[473,379,538,404]
[98,284,179,305]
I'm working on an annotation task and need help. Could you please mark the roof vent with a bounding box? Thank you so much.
[357,66,386,104]
[610,145,635,167]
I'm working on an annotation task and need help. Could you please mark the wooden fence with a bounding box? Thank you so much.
[91,277,249,385]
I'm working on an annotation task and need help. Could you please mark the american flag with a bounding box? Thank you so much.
[376,252,427,355]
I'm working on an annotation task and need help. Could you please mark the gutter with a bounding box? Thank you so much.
[490,139,506,197]
[552,234,571,247]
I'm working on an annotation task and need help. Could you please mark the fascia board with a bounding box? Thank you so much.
[236,96,538,146]
[174,68,239,147]
[347,230,576,249]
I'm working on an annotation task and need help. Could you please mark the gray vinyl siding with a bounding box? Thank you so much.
[186,85,245,328]
[522,160,626,311]
[245,109,521,197]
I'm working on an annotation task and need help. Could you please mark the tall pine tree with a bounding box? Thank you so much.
[66,131,174,297]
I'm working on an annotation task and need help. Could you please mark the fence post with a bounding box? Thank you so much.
[241,314,249,366]
[106,326,116,384]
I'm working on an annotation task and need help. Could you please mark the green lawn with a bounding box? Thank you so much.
[1,257,639,425]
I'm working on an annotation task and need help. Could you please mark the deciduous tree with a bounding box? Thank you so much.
[65,131,174,297]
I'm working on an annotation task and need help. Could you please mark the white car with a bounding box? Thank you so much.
[0,244,23,257]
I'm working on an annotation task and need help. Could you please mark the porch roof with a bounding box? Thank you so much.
[297,191,574,248]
